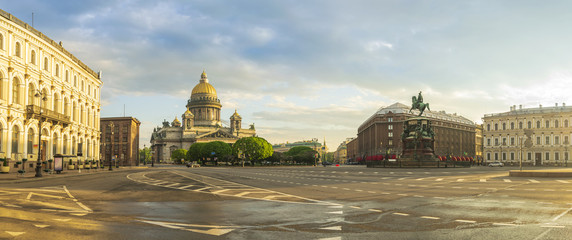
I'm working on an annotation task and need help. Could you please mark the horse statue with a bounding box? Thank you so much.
[409,96,430,116]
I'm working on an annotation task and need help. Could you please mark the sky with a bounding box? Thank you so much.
[4,0,572,150]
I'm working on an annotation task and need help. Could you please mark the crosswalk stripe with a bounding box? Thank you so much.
[435,178,443,181]
[503,179,512,182]
[528,179,540,183]
[556,180,569,183]
[480,179,486,182]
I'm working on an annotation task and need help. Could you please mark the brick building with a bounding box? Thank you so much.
[100,117,140,166]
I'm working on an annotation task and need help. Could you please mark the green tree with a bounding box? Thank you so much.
[138,147,151,164]
[187,142,207,163]
[202,141,232,165]
[284,146,318,165]
[232,137,273,165]
[171,149,188,164]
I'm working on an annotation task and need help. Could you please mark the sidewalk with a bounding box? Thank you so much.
[509,168,572,177]
[0,166,149,183]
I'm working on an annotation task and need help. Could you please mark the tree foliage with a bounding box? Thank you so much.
[171,149,188,164]
[285,146,317,165]
[187,142,207,162]
[232,137,273,164]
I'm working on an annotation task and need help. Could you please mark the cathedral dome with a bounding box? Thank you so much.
[191,70,217,96]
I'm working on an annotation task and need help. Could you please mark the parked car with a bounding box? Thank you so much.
[488,162,504,167]
[186,162,200,168]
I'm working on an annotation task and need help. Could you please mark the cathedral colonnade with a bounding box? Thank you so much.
[0,9,102,171]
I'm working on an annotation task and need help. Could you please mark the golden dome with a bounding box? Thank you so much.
[191,70,217,96]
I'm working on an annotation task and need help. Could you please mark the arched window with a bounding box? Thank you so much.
[41,89,48,108]
[64,98,70,117]
[519,122,523,129]
[528,121,532,129]
[12,78,20,104]
[494,123,498,131]
[63,135,68,154]
[73,102,77,122]
[81,81,84,92]
[74,76,77,87]
[28,83,36,106]
[27,128,34,155]
[12,126,19,154]
[545,120,550,128]
[65,70,69,82]
[0,123,3,153]
[72,137,76,155]
[555,120,559,128]
[15,42,21,57]
[0,34,3,50]
[80,105,84,124]
[53,133,59,155]
[502,123,506,130]
[536,121,541,128]
[30,50,36,64]
[44,57,49,71]
[54,93,60,113]
[55,64,59,77]
[86,139,91,158]
[566,120,569,128]
[510,122,514,130]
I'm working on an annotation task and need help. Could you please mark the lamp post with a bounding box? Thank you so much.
[519,136,523,171]
[565,139,569,167]
[34,91,47,178]
[108,122,114,171]
[143,144,146,165]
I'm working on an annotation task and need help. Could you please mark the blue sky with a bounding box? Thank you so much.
[4,1,572,149]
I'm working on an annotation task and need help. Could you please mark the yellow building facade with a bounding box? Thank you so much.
[0,10,102,171]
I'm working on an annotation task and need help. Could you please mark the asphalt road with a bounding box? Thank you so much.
[0,165,571,239]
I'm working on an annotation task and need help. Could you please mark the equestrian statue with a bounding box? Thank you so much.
[409,91,430,116]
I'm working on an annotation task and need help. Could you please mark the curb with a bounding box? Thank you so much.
[0,167,149,184]
[509,170,572,178]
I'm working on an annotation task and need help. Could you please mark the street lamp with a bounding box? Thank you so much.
[34,91,47,178]
[108,122,114,171]
[565,139,569,167]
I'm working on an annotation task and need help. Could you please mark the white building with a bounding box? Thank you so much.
[0,9,102,171]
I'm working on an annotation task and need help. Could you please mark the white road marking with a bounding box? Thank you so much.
[53,218,71,222]
[349,206,361,209]
[393,212,409,216]
[503,179,512,182]
[368,209,382,213]
[319,226,342,231]
[457,179,464,182]
[139,220,236,236]
[421,216,440,220]
[5,231,25,237]
[528,179,540,183]
[435,178,443,181]
[318,237,342,240]
[493,223,517,226]
[196,187,212,191]
[455,219,476,223]
[556,180,569,183]
[328,211,343,214]
[480,179,487,182]
[164,183,180,187]
[34,225,50,228]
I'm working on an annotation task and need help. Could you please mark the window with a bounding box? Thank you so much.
[30,50,36,64]
[566,120,569,128]
[502,123,506,130]
[536,137,541,145]
[546,136,550,145]
[72,137,76,155]
[494,153,498,160]
[502,138,507,145]
[15,42,21,57]
[519,122,523,129]
[63,135,68,155]
[12,126,20,154]
[528,152,532,160]
[0,34,3,50]
[528,121,532,129]
[487,124,490,131]
[510,152,515,160]
[53,133,58,155]
[502,153,506,161]
[546,120,550,128]
[510,122,514,130]
[388,132,393,137]
[27,128,34,155]
[546,152,550,161]
[566,136,570,145]
[566,152,569,161]
[27,83,36,106]
[487,138,491,146]
[65,70,69,82]
[555,120,559,128]
[74,76,77,87]
[388,117,393,122]
[388,125,393,130]
[510,137,515,145]
[55,64,59,77]
[495,138,499,145]
[44,57,49,71]
[12,78,20,104]
[388,139,393,146]
[555,152,560,161]
[487,153,491,161]
[495,123,498,131]
[555,136,560,145]
[537,121,541,128]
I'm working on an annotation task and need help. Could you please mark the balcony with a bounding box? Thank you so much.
[26,105,71,127]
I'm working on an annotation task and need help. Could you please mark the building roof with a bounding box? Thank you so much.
[484,104,572,118]
[191,70,217,96]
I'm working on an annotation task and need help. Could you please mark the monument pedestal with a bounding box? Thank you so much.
[400,117,439,167]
